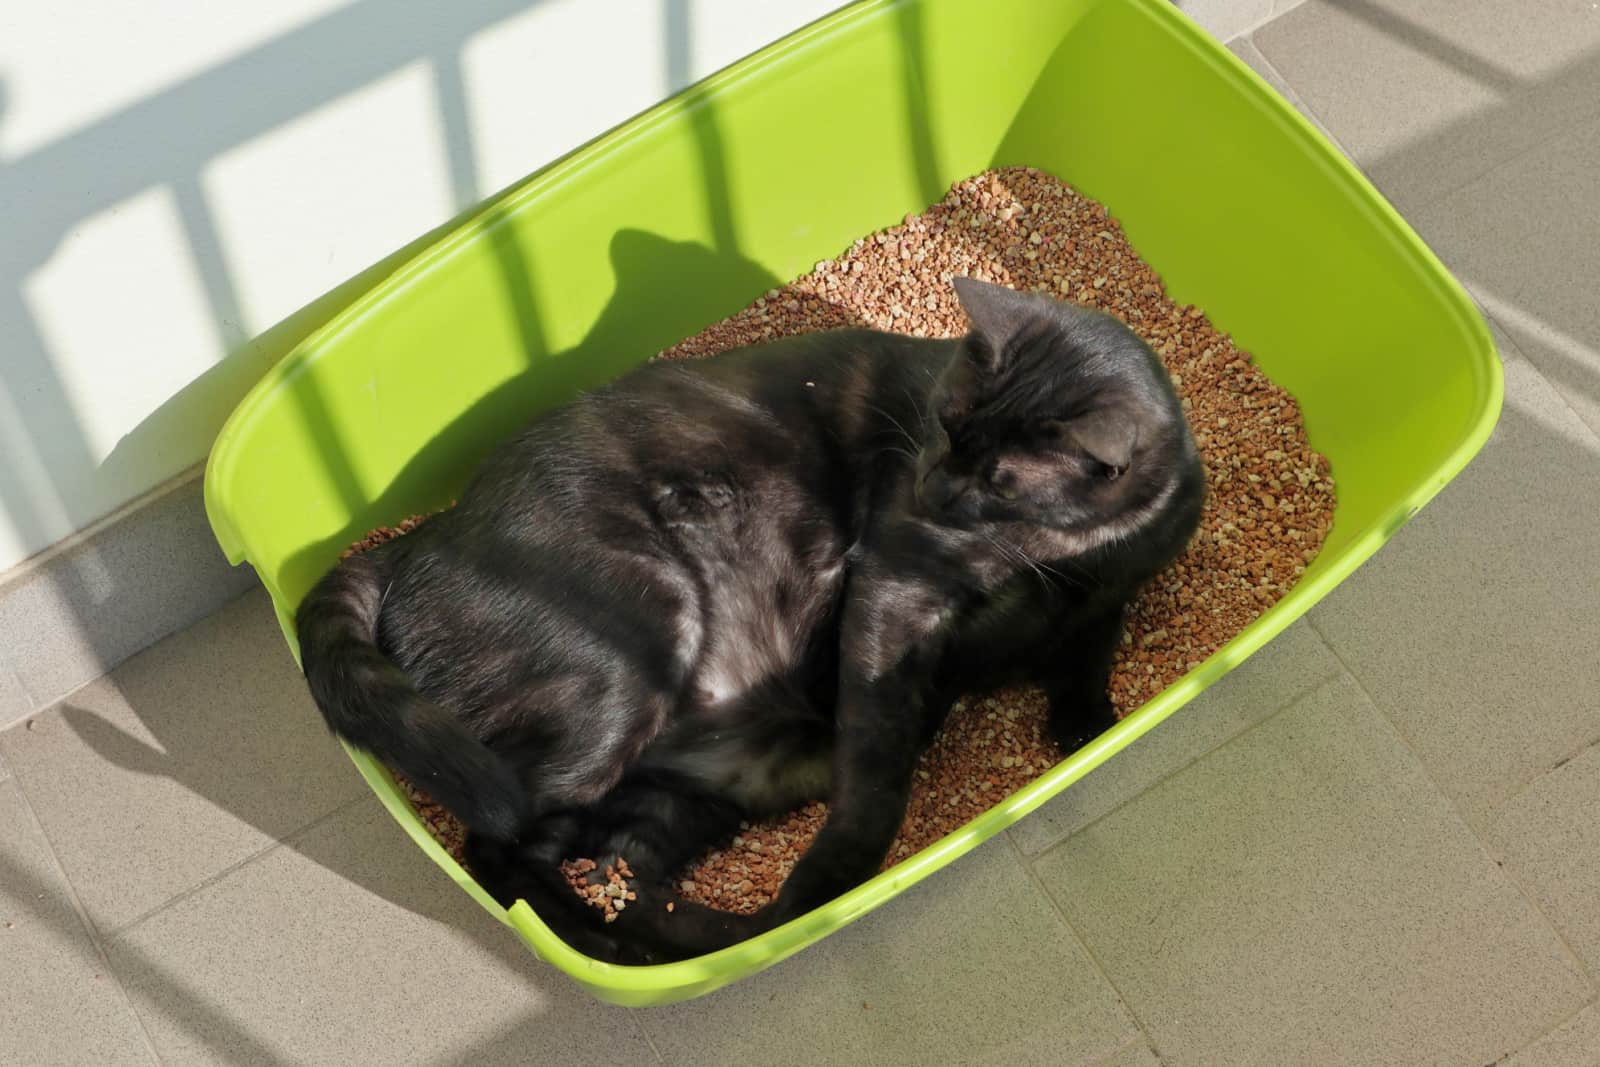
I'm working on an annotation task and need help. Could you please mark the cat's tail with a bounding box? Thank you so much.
[295,552,526,841]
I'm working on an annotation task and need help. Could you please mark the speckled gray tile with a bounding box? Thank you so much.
[1505,1002,1600,1067]
[1408,112,1600,443]
[1308,352,1600,832]
[1486,743,1600,980]
[0,659,31,732]
[1097,1039,1163,1067]
[1009,620,1341,855]
[1173,0,1271,42]
[106,798,653,1067]
[1227,37,1345,148]
[1271,0,1307,14]
[1253,0,1600,213]
[0,781,154,1067]
[1033,674,1593,1067]
[0,590,365,933]
[0,473,258,724]
[640,836,1138,1067]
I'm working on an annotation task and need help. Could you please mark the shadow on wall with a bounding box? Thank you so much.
[0,0,831,711]
[0,0,554,565]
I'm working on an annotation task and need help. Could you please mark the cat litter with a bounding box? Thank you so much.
[369,166,1334,917]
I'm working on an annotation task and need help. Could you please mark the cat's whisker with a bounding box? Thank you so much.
[898,384,933,434]
[866,402,922,455]
[979,529,1060,590]
[876,445,921,467]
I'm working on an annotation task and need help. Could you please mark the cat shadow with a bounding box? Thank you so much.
[274,226,866,598]
[54,687,535,973]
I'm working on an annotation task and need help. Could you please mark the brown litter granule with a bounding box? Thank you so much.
[559,857,637,923]
[393,772,469,863]
[353,166,1335,920]
[338,510,438,560]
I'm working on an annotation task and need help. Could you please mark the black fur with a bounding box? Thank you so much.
[295,278,1204,962]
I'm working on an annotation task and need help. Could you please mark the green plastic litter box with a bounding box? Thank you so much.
[204,0,1501,1006]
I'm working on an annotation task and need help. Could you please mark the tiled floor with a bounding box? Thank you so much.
[6,3,1600,1063]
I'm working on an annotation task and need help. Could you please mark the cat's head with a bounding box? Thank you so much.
[913,277,1198,543]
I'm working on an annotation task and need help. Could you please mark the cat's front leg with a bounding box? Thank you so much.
[1042,606,1124,753]
[765,570,951,923]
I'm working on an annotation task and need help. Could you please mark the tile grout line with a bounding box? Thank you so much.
[1232,0,1309,43]
[630,1013,668,1065]
[1382,110,1600,218]
[8,776,166,1066]
[1025,682,1324,863]
[0,464,205,595]
[1477,728,1600,819]
[1235,22,1569,220]
[99,791,372,942]
[1241,23,1593,219]
[1324,312,1600,818]
[1477,301,1600,461]
[1493,994,1600,1065]
[1235,31,1364,165]
[1305,613,1600,993]
[1087,1034,1154,1067]
[1001,830,1163,1061]
[0,580,259,728]
[1011,662,1343,858]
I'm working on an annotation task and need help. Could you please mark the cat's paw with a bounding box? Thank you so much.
[1046,696,1117,754]
[698,474,736,509]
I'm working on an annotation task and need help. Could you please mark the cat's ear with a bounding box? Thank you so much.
[953,277,1033,372]
[1051,410,1139,476]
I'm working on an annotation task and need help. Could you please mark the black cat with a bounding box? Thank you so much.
[295,278,1204,962]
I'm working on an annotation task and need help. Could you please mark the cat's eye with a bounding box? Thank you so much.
[989,471,1020,499]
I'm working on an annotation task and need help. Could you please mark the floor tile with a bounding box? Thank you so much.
[0,474,259,717]
[0,781,155,1067]
[1097,1039,1162,1067]
[639,836,1138,1067]
[1253,0,1600,213]
[1009,620,1341,855]
[1486,742,1600,980]
[1308,352,1600,831]
[1033,674,1593,1067]
[1227,37,1346,148]
[106,797,654,1067]
[1174,0,1271,43]
[0,590,367,933]
[1505,1002,1600,1067]
[0,657,31,730]
[1408,112,1600,442]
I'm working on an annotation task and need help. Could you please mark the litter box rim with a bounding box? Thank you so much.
[204,0,1502,1007]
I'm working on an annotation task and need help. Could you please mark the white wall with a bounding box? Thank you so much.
[0,0,846,574]
[0,0,1283,576]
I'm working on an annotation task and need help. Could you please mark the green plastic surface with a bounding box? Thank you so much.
[203,0,1501,1005]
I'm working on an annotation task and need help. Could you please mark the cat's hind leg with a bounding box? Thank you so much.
[468,769,755,963]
